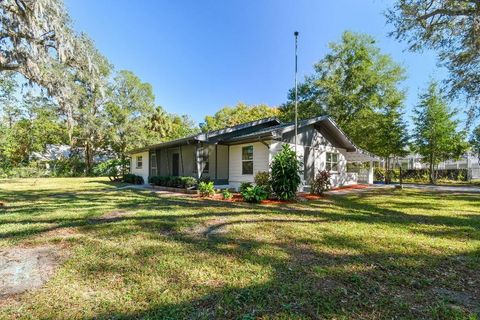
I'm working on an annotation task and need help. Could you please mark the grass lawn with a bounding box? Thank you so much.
[0,177,479,319]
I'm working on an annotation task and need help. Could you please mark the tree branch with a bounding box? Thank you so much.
[417,7,476,21]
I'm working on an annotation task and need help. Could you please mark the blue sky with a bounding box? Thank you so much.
[65,0,449,126]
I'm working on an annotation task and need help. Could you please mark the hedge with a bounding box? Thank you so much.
[374,168,468,182]
[149,175,198,189]
[123,174,144,184]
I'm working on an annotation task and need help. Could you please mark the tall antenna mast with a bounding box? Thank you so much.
[294,31,299,155]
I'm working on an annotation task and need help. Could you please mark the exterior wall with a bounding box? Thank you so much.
[228,142,270,189]
[149,143,228,184]
[281,125,357,188]
[216,145,229,183]
[130,151,149,184]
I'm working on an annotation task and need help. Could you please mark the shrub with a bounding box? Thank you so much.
[199,181,215,197]
[254,171,272,196]
[149,175,198,188]
[270,144,301,200]
[221,189,233,200]
[241,185,268,203]
[94,159,127,181]
[310,170,331,195]
[123,174,144,184]
[180,176,197,189]
[239,182,253,194]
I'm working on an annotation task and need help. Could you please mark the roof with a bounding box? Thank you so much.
[128,117,281,154]
[128,115,380,161]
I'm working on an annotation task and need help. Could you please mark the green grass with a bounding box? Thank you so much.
[0,177,479,319]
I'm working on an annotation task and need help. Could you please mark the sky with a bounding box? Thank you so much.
[65,0,449,126]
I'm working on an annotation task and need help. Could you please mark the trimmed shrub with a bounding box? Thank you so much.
[310,170,331,195]
[149,175,198,188]
[221,189,233,200]
[124,174,144,184]
[199,181,215,197]
[241,185,267,203]
[270,144,301,200]
[254,171,272,196]
[180,176,197,189]
[239,182,253,194]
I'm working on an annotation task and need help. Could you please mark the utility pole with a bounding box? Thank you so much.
[294,31,299,154]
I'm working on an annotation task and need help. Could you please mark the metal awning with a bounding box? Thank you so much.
[344,148,380,162]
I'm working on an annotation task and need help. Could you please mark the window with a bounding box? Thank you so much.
[150,153,157,176]
[326,152,338,172]
[136,156,143,169]
[242,146,253,175]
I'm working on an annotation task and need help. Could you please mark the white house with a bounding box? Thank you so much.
[129,116,378,190]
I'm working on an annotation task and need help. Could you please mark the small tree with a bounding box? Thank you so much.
[470,125,480,165]
[412,82,468,184]
[270,144,301,200]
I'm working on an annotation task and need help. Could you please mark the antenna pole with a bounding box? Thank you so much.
[294,31,299,155]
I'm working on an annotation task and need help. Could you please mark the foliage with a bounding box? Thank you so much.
[470,125,480,164]
[386,0,480,120]
[105,70,156,171]
[0,0,76,84]
[123,173,144,185]
[310,170,331,195]
[93,159,128,181]
[270,144,301,200]
[198,181,215,197]
[239,182,253,194]
[280,31,407,156]
[412,82,469,184]
[221,189,233,200]
[374,167,468,183]
[254,171,272,196]
[202,103,279,132]
[241,185,268,203]
[149,175,197,189]
[49,155,87,177]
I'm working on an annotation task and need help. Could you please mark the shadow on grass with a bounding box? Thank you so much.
[1,187,479,318]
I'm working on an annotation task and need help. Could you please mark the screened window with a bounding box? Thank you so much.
[242,146,253,175]
[150,153,157,176]
[326,152,338,172]
[136,156,143,169]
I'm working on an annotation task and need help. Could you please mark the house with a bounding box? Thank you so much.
[128,116,379,190]
[397,152,480,179]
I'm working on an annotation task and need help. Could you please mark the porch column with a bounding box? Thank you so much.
[195,143,202,179]
[367,161,374,184]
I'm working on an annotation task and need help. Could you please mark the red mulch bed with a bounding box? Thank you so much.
[208,192,326,204]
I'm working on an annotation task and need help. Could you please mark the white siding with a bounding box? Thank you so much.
[228,142,270,189]
[271,141,357,188]
[130,151,149,184]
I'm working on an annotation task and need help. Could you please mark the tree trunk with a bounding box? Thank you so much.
[429,153,435,184]
[85,140,93,176]
[385,157,391,184]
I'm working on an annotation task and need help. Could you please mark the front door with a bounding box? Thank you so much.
[172,153,179,176]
